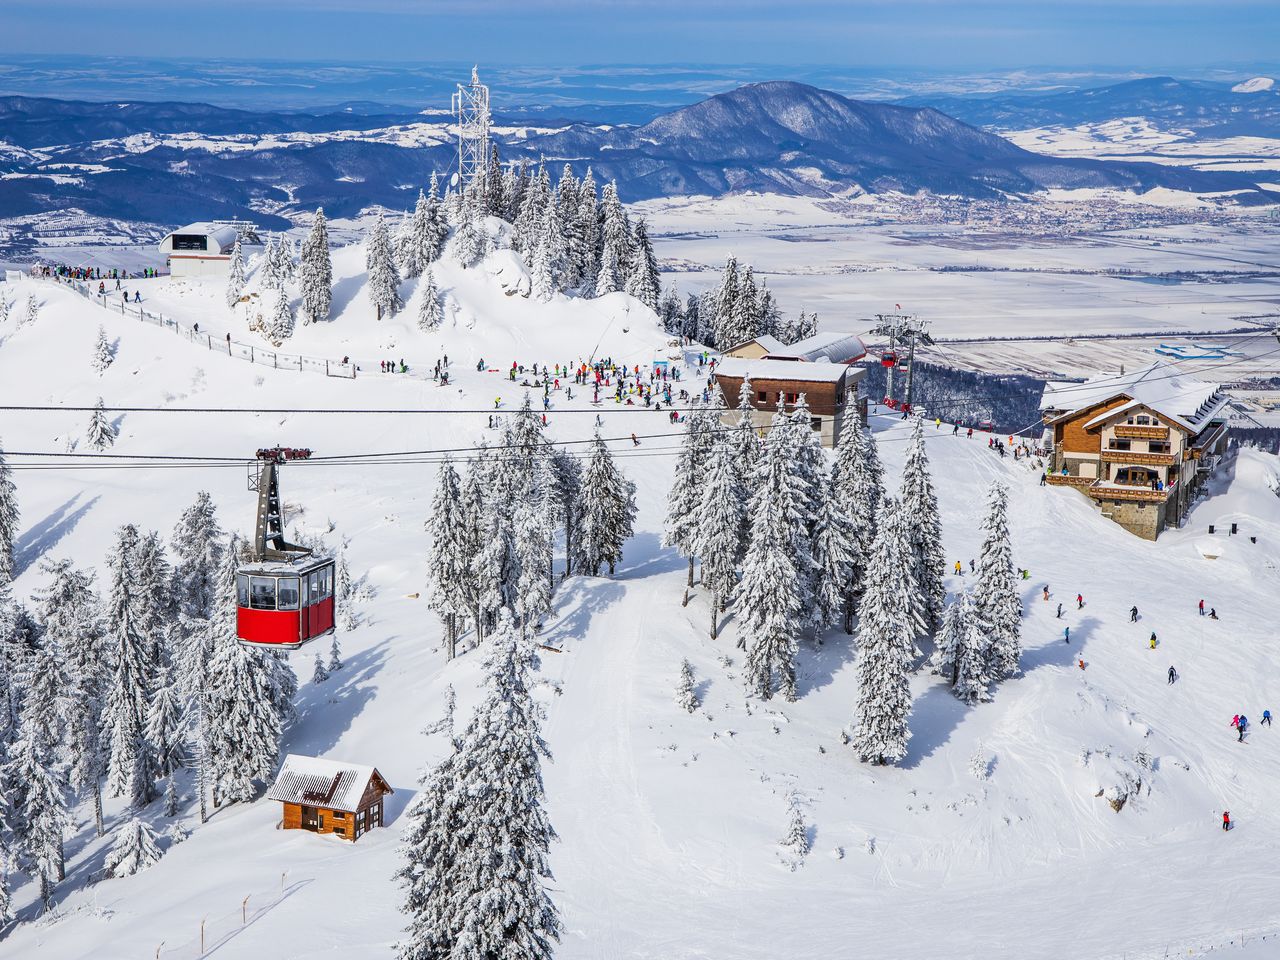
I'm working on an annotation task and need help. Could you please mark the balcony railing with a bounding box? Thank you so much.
[1113,425,1170,440]
[1087,479,1177,503]
[1102,450,1175,466]
[1045,473,1095,488]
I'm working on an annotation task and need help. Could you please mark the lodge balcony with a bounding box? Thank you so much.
[1113,424,1170,440]
[1086,478,1177,504]
[1101,450,1175,467]
[1045,473,1095,489]
[1187,422,1228,461]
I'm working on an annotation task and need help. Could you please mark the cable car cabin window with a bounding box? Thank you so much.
[249,577,277,610]
[170,234,208,251]
[306,571,320,605]
[277,577,300,610]
[321,565,333,599]
[237,575,249,607]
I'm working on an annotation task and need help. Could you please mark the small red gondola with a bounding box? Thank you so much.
[236,447,335,650]
[881,351,897,368]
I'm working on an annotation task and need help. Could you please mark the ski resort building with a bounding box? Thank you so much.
[714,355,865,448]
[724,331,867,364]
[158,222,248,278]
[268,755,393,842]
[1040,361,1230,540]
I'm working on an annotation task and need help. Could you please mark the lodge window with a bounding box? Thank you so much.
[810,417,822,431]
[757,390,767,403]
[249,576,277,610]
[1137,416,1151,425]
[1108,439,1131,451]
[1150,441,1170,454]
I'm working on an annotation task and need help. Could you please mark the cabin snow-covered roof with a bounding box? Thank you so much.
[160,222,239,254]
[765,331,867,364]
[267,754,390,813]
[1040,361,1228,433]
[725,334,786,355]
[715,356,855,384]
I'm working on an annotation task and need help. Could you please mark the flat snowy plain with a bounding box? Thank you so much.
[1,197,1279,959]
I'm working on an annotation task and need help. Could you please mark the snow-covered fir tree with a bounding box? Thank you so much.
[91,325,114,375]
[15,641,73,759]
[781,792,810,871]
[259,237,283,292]
[225,234,246,309]
[530,233,555,302]
[104,817,162,878]
[9,715,70,907]
[712,256,739,349]
[593,238,619,297]
[575,168,600,289]
[299,207,333,324]
[451,195,486,269]
[170,490,223,620]
[312,651,329,684]
[548,448,583,579]
[398,190,431,280]
[829,410,883,632]
[23,293,38,326]
[472,501,518,633]
[0,296,8,325]
[691,433,747,640]
[973,482,1022,681]
[144,663,186,779]
[577,435,637,577]
[849,497,918,765]
[266,287,295,345]
[328,634,343,672]
[811,473,859,632]
[274,233,297,283]
[366,213,404,320]
[737,479,805,700]
[102,524,157,808]
[733,377,761,476]
[426,458,472,659]
[675,659,699,713]
[202,547,282,805]
[335,545,358,632]
[934,589,992,703]
[0,443,17,584]
[899,417,947,634]
[87,397,117,451]
[417,269,444,332]
[731,265,759,346]
[625,218,660,311]
[513,489,554,637]
[663,408,714,601]
[395,615,560,960]
[131,530,173,669]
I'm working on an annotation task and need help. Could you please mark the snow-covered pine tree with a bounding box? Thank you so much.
[598,178,632,270]
[625,218,660,311]
[400,191,430,280]
[423,173,449,263]
[737,476,805,701]
[170,490,223,620]
[530,232,554,302]
[417,269,444,332]
[91,325,114,375]
[934,589,992,703]
[23,293,38,326]
[202,547,282,805]
[758,282,782,337]
[266,287,294,345]
[577,435,637,577]
[676,658,699,713]
[733,377,761,477]
[328,634,343,672]
[691,434,747,640]
[548,448,582,579]
[426,458,472,659]
[781,792,809,871]
[259,237,282,292]
[9,715,69,906]
[275,234,297,283]
[131,529,173,670]
[512,163,547,261]
[732,264,759,345]
[367,214,404,320]
[15,641,73,759]
[899,417,947,634]
[593,238,619,297]
[163,774,179,817]
[102,524,157,808]
[0,443,17,584]
[713,256,740,349]
[663,408,714,601]
[312,651,329,684]
[513,484,554,637]
[575,168,600,290]
[428,616,561,960]
[811,474,859,632]
[225,234,246,309]
[849,496,918,765]
[144,663,186,779]
[104,817,162,878]
[264,649,298,731]
[0,297,8,325]
[658,285,683,335]
[973,482,1022,681]
[829,409,883,632]
[335,544,357,632]
[87,397,117,451]
[299,208,333,323]
[556,165,584,289]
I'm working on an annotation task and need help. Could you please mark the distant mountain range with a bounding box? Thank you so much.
[0,79,1276,232]
[899,76,1280,137]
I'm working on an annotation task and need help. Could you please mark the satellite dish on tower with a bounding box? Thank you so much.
[450,172,460,189]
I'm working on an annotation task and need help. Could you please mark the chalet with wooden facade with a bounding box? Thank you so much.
[268,754,393,842]
[715,356,865,448]
[1040,361,1230,540]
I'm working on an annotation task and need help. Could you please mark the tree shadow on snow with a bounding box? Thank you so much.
[380,783,417,828]
[901,683,970,770]
[542,578,626,647]
[612,531,688,580]
[13,493,99,577]
[796,628,856,697]
[1021,616,1101,672]
[329,272,368,321]
[286,639,389,758]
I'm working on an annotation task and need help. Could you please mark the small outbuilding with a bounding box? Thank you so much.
[268,754,393,842]
[158,222,244,278]
[715,355,865,448]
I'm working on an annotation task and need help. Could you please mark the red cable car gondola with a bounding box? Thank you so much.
[235,447,335,650]
[881,351,897,368]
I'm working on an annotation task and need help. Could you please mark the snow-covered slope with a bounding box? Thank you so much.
[1,258,1279,960]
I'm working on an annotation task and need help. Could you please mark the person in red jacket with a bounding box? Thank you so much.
[1223,811,1231,831]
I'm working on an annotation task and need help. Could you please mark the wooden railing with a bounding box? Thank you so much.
[1045,473,1096,488]
[1102,450,1175,466]
[1087,480,1176,503]
[1113,424,1169,440]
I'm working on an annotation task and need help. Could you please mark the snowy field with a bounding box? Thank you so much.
[3,232,1280,959]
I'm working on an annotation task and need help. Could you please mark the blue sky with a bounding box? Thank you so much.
[2,0,1277,69]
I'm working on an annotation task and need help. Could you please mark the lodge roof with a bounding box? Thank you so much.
[267,754,391,813]
[715,356,854,384]
[1040,361,1228,433]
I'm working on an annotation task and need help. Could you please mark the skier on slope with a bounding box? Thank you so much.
[1223,811,1231,831]
[1263,710,1273,727]
[1077,593,1084,609]
[1168,666,1177,684]
[1130,605,1139,622]
[1149,633,1157,649]
[1239,715,1249,741]
[1057,603,1063,619]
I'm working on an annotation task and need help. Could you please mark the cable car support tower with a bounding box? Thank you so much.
[871,313,933,413]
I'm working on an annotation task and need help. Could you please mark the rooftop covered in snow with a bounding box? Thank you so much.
[765,331,867,364]
[267,754,391,813]
[1040,360,1228,433]
[714,355,858,384]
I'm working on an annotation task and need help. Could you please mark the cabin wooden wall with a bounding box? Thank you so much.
[1055,397,1130,453]
[716,374,846,416]
[280,802,358,841]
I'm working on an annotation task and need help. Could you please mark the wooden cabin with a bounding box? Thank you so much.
[268,754,393,842]
[714,355,866,448]
[724,331,867,365]
[1040,361,1230,540]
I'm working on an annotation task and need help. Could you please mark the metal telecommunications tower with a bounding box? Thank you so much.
[871,312,934,411]
[451,66,491,193]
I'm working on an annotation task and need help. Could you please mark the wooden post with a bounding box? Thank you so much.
[282,870,288,893]
[200,917,207,955]
[155,942,164,959]
[242,895,250,924]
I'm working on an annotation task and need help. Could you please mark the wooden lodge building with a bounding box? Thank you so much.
[1040,361,1230,540]
[715,332,868,448]
[268,754,393,842]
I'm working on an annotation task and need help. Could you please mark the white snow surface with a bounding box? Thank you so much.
[0,240,1279,960]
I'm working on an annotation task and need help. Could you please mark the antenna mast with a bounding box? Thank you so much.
[451,66,491,194]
